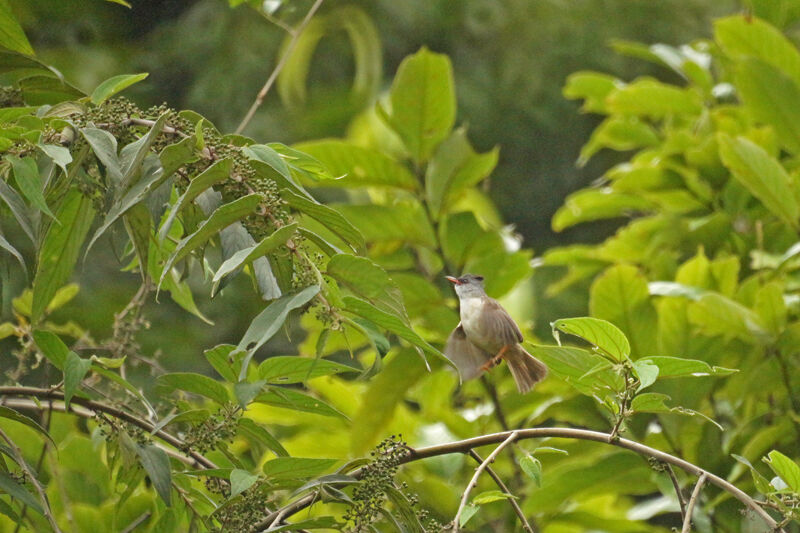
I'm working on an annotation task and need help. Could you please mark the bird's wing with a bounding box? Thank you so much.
[484,298,524,345]
[444,324,493,381]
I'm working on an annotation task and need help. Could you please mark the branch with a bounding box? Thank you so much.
[666,463,687,522]
[235,0,326,134]
[468,449,534,533]
[0,386,216,470]
[0,426,62,533]
[254,427,785,532]
[453,432,518,532]
[681,472,707,533]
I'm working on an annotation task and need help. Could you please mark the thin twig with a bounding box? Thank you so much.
[12,403,51,533]
[453,431,518,532]
[468,449,534,533]
[235,0,326,134]
[0,426,63,533]
[682,473,707,533]
[666,463,687,522]
[254,427,786,533]
[120,511,151,533]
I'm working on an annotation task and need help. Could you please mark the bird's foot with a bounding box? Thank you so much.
[479,346,510,372]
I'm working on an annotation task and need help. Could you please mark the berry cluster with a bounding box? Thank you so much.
[180,405,240,454]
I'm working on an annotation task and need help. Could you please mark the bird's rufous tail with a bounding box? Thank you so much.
[504,345,548,394]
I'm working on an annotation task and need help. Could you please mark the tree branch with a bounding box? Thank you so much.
[235,0,326,134]
[254,427,785,532]
[453,432,518,532]
[0,426,62,533]
[682,472,707,533]
[468,449,534,533]
[666,463,687,522]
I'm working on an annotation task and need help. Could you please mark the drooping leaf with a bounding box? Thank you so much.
[237,417,288,457]
[527,344,624,399]
[212,222,298,285]
[552,188,654,231]
[0,178,34,242]
[0,471,42,515]
[332,203,436,248]
[135,444,172,506]
[31,189,94,322]
[0,232,24,271]
[8,154,55,219]
[229,469,259,498]
[32,329,69,369]
[156,372,231,405]
[520,454,543,487]
[204,344,238,383]
[90,73,149,105]
[281,189,365,254]
[552,317,631,361]
[0,406,55,447]
[37,143,72,174]
[0,2,34,55]
[80,127,122,183]
[63,351,91,408]
[327,254,407,319]
[118,113,169,192]
[637,356,738,379]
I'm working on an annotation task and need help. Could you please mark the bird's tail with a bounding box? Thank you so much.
[505,345,548,394]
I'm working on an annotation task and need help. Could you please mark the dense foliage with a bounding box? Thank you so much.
[0,1,799,532]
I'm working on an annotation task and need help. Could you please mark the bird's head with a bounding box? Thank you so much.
[446,274,486,298]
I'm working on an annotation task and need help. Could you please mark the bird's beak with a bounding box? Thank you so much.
[446,276,460,285]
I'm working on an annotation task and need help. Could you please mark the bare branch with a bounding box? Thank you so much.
[666,463,687,522]
[235,0,326,134]
[453,432,518,532]
[468,449,535,533]
[681,473,707,533]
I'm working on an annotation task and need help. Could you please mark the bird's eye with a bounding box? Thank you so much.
[475,275,484,281]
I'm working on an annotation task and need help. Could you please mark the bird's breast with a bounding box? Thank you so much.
[459,296,490,347]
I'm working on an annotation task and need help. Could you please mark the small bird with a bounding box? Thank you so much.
[445,274,548,393]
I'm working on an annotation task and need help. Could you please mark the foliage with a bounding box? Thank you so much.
[0,2,799,533]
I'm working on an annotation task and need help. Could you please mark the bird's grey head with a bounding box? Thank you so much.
[446,274,486,299]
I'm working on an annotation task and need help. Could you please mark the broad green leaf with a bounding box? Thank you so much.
[262,457,337,480]
[63,351,91,408]
[243,144,293,181]
[606,79,702,117]
[0,406,55,447]
[552,188,654,231]
[236,285,320,380]
[159,134,197,178]
[219,219,281,300]
[332,203,436,248]
[158,194,261,291]
[732,454,773,495]
[229,469,259,498]
[293,139,417,189]
[718,134,799,230]
[630,392,671,413]
[156,372,231,405]
[212,222,297,285]
[118,113,169,192]
[237,417,288,457]
[80,127,122,183]
[384,47,455,163]
[37,143,72,174]
[735,57,800,154]
[254,387,346,418]
[257,356,355,383]
[0,1,33,55]
[631,360,658,391]
[578,116,659,166]
[552,317,631,361]
[688,292,768,343]
[0,471,41,515]
[342,295,446,366]
[715,16,800,89]
[589,264,657,357]
[281,189,365,254]
[473,490,517,505]
[234,380,266,408]
[764,450,800,493]
[90,73,148,105]
[520,454,542,487]
[8,154,55,219]
[638,356,737,378]
[158,158,232,242]
[204,344,238,382]
[32,330,69,369]
[563,71,619,113]
[527,344,624,399]
[31,190,94,322]
[459,504,479,527]
[327,254,406,319]
[425,128,498,217]
[135,444,172,505]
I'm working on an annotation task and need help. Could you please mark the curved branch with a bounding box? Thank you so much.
[682,473,707,533]
[255,427,785,532]
[467,450,534,533]
[0,386,216,470]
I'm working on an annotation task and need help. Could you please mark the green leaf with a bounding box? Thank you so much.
[327,254,406,318]
[384,47,455,163]
[90,73,148,105]
[459,504,479,527]
[204,344,238,382]
[688,292,768,343]
[237,417,288,457]
[31,190,94,322]
[257,356,355,384]
[735,57,800,154]
[234,380,266,408]
[293,140,418,189]
[229,469,259,498]
[0,178,34,242]
[80,127,122,183]
[118,113,169,192]
[0,406,55,448]
[0,1,34,55]
[263,517,341,532]
[212,222,297,285]
[732,454,773,495]
[63,351,91,408]
[254,387,347,419]
[0,471,42,515]
[157,194,261,291]
[37,143,72,174]
[589,264,657,357]
[332,203,436,248]
[236,285,320,380]
[563,71,619,113]
[527,344,624,399]
[472,490,517,504]
[520,454,542,487]
[158,158,232,242]
[552,317,631,361]
[764,450,800,493]
[156,372,231,405]
[630,392,671,413]
[32,330,69,369]
[606,79,702,117]
[281,189,365,254]
[8,154,55,219]
[552,188,654,231]
[718,134,799,229]
[578,116,659,166]
[135,444,172,506]
[632,360,659,391]
[0,233,24,271]
[262,457,337,481]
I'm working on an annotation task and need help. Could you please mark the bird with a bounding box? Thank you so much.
[444,274,548,393]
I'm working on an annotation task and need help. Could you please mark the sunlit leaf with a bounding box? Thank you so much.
[552,316,631,361]
[90,73,148,105]
[257,356,355,383]
[764,450,800,493]
[254,387,347,419]
[262,457,337,480]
